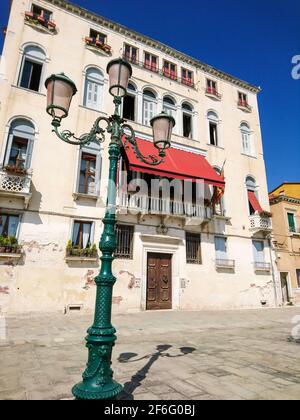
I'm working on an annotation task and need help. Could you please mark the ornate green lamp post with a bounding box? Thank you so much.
[45,58,175,400]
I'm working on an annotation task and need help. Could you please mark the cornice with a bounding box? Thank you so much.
[270,195,300,205]
[42,0,260,94]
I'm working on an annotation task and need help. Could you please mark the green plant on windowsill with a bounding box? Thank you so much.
[66,241,98,258]
[0,236,20,254]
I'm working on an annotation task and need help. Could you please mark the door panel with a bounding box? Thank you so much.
[147,253,172,310]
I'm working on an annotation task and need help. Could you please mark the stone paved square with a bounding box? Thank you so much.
[0,307,299,400]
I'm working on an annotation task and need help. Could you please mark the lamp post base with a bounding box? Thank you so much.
[72,380,123,401]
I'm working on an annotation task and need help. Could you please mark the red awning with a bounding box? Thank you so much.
[123,138,225,187]
[248,191,263,212]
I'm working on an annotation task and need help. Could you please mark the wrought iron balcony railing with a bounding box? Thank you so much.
[122,55,195,88]
[237,100,252,112]
[249,215,272,231]
[118,193,211,219]
[0,169,32,208]
[215,259,235,269]
[205,87,222,99]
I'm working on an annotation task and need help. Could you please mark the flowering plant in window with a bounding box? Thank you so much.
[24,10,56,32]
[0,236,21,254]
[4,165,27,175]
[66,240,98,258]
[85,37,112,54]
[259,210,272,218]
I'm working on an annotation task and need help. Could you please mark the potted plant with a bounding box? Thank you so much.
[25,11,34,19]
[37,14,46,25]
[0,236,5,253]
[4,165,27,175]
[85,37,94,45]
[66,240,73,257]
[47,20,56,30]
[259,210,272,218]
[91,244,98,258]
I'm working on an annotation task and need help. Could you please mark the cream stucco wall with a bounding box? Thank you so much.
[0,0,277,314]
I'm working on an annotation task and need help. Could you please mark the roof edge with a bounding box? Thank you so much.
[42,0,261,93]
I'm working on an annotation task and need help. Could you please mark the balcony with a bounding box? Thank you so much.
[253,262,271,272]
[0,169,32,208]
[205,87,222,100]
[249,215,272,233]
[215,259,235,270]
[24,11,57,34]
[237,100,252,113]
[118,193,211,223]
[121,55,195,88]
[85,37,112,55]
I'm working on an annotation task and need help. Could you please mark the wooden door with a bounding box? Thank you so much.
[147,253,172,310]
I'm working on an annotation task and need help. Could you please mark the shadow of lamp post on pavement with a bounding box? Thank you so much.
[45,58,175,400]
[118,345,196,400]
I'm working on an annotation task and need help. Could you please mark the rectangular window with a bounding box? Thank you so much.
[143,100,156,126]
[252,240,265,263]
[186,233,202,264]
[85,79,102,110]
[209,122,218,146]
[144,52,158,72]
[79,153,97,195]
[183,113,192,138]
[32,4,52,21]
[181,68,193,86]
[8,137,28,169]
[72,221,93,249]
[214,236,227,261]
[206,79,218,95]
[238,92,248,106]
[287,212,296,232]
[0,214,20,238]
[296,269,300,288]
[20,59,42,91]
[90,29,107,45]
[163,60,177,80]
[124,44,138,64]
[123,94,135,121]
[115,225,134,259]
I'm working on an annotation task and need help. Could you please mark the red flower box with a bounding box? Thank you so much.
[25,11,34,19]
[47,20,56,29]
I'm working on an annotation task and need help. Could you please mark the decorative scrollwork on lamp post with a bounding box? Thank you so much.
[45,58,175,400]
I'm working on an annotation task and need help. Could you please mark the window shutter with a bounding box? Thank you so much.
[95,153,102,195]
[25,137,34,169]
[4,134,14,166]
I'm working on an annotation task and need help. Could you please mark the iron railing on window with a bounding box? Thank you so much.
[122,54,195,88]
[253,262,271,271]
[115,225,134,259]
[186,233,202,264]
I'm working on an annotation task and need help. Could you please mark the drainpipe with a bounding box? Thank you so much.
[267,234,280,307]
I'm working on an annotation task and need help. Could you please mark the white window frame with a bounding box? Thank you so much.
[207,111,220,146]
[143,90,157,126]
[3,118,35,169]
[182,103,194,139]
[122,83,137,122]
[83,67,104,111]
[17,44,46,93]
[76,142,102,196]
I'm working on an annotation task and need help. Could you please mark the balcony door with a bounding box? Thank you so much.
[147,253,172,310]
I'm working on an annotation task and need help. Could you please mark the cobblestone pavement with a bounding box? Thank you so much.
[0,308,300,400]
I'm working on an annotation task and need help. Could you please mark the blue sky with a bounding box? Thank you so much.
[1,0,299,191]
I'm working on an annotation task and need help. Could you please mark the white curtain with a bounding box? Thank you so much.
[82,223,91,248]
[72,222,80,246]
[8,216,19,237]
[215,237,227,260]
[253,240,264,263]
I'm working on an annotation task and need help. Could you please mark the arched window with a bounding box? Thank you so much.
[18,45,46,92]
[77,139,102,196]
[83,67,104,111]
[246,176,261,215]
[207,111,219,146]
[4,118,35,169]
[163,96,176,119]
[240,122,252,155]
[122,82,136,121]
[182,102,193,139]
[143,89,157,126]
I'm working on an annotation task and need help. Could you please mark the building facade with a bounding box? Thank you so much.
[0,0,277,314]
[269,183,300,306]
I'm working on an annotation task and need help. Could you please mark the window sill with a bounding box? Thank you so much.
[78,105,108,116]
[24,19,57,35]
[11,85,46,97]
[241,153,257,159]
[205,91,222,101]
[65,256,98,263]
[206,144,224,150]
[0,253,22,260]
[73,192,98,201]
